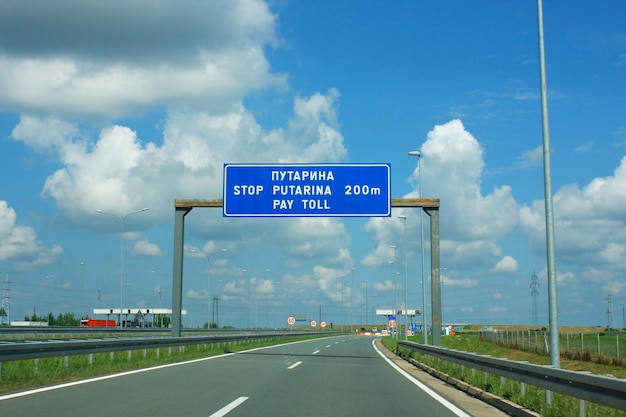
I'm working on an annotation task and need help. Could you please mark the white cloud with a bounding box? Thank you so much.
[490,256,518,273]
[0,200,63,270]
[364,119,520,272]
[443,277,478,288]
[186,289,208,300]
[373,280,393,292]
[519,156,626,274]
[514,145,543,168]
[604,281,626,296]
[131,239,163,257]
[3,0,353,278]
[574,141,594,152]
[10,89,346,225]
[313,264,347,302]
[556,271,576,285]
[0,0,284,118]
[422,122,516,236]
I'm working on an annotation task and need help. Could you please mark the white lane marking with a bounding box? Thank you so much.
[209,396,249,417]
[325,344,331,348]
[371,339,471,417]
[312,349,320,354]
[287,361,302,369]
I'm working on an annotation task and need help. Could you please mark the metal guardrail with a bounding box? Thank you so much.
[0,326,268,336]
[398,340,626,412]
[0,331,328,362]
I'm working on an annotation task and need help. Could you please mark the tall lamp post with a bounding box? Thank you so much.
[398,215,408,341]
[46,275,53,321]
[350,267,355,333]
[265,269,270,329]
[96,208,149,327]
[409,150,427,344]
[365,279,368,327]
[341,275,345,331]
[80,262,85,320]
[191,248,226,328]
[390,244,397,340]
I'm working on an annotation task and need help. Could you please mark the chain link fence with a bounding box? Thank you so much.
[480,330,625,365]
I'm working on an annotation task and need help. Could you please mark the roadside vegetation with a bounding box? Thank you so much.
[383,332,626,417]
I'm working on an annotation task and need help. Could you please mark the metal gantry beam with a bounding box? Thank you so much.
[171,198,440,343]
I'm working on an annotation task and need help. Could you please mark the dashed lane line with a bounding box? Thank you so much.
[209,396,249,417]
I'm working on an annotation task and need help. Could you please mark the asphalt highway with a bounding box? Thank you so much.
[0,336,499,416]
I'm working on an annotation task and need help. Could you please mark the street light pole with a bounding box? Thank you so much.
[350,267,355,333]
[537,0,560,368]
[266,284,270,329]
[96,208,149,327]
[46,275,53,321]
[80,262,85,320]
[409,150,427,344]
[398,215,408,341]
[341,275,345,331]
[390,244,397,340]
[365,279,368,327]
[265,269,270,329]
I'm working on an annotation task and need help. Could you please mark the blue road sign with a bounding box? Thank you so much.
[223,163,391,217]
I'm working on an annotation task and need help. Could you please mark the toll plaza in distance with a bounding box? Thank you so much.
[223,163,391,217]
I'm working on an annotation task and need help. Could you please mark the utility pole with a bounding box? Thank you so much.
[211,296,220,328]
[537,0,560,369]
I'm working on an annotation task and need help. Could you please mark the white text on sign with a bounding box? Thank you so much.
[233,185,264,195]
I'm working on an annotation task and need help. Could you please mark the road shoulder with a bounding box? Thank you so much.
[375,338,540,417]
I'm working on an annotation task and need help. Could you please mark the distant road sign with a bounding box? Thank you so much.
[310,320,318,328]
[286,316,296,326]
[223,163,391,217]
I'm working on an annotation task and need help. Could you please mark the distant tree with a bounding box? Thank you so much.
[155,314,170,328]
[22,312,81,326]
[55,312,79,326]
[26,314,44,322]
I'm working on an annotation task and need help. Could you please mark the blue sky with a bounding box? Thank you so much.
[1,0,625,329]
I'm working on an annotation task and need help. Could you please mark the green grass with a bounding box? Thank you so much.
[384,333,626,417]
